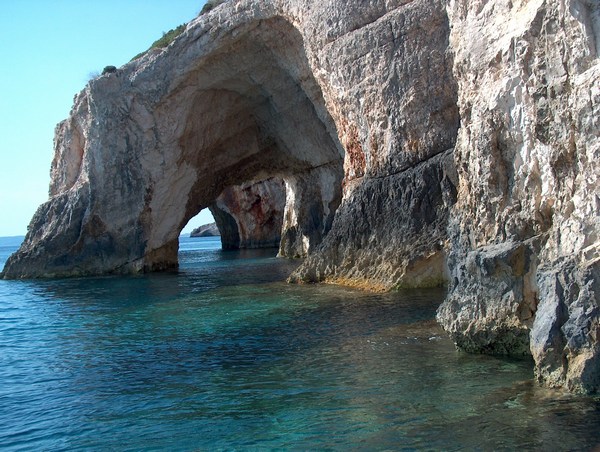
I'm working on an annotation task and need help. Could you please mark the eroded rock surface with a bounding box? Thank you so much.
[291,149,458,291]
[2,0,598,393]
[436,0,600,393]
[210,177,285,249]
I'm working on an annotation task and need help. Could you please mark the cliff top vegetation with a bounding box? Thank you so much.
[130,0,228,62]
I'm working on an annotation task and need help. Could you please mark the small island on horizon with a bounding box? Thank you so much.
[189,222,220,238]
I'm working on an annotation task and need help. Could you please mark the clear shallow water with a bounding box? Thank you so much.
[1,236,599,451]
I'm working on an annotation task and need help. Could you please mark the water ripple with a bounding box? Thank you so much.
[0,237,598,450]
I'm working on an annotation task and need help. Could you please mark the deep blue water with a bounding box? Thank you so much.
[1,236,599,450]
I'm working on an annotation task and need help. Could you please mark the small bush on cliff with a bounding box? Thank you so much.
[129,0,230,62]
[150,24,187,49]
[102,65,117,75]
[131,23,187,61]
[200,0,227,15]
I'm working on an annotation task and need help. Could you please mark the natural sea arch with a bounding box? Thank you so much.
[4,0,598,395]
[163,17,345,263]
[2,17,343,278]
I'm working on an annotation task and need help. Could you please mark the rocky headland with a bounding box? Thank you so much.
[2,0,598,393]
[190,223,220,237]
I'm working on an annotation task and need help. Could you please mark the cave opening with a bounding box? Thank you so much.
[147,16,345,271]
[181,209,216,237]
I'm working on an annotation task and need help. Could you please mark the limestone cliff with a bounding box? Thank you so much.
[210,177,285,249]
[190,223,219,237]
[290,149,458,291]
[2,0,598,393]
[436,0,600,393]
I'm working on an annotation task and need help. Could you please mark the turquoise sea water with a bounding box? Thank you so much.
[0,236,599,450]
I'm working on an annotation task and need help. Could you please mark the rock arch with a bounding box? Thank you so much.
[2,1,459,287]
[4,0,597,393]
[3,14,343,277]
[143,15,345,271]
[210,177,286,251]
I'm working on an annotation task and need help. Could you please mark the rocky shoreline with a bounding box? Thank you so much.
[2,0,598,393]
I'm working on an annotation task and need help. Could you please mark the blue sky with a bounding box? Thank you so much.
[0,0,215,237]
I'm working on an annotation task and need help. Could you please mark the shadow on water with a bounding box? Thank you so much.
[18,240,298,309]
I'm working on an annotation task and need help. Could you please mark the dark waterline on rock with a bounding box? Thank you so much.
[0,236,599,450]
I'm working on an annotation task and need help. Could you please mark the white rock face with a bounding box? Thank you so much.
[189,222,219,237]
[1,0,598,392]
[437,0,599,392]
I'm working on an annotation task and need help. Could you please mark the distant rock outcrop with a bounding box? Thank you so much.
[2,0,598,393]
[190,223,219,238]
[210,178,286,249]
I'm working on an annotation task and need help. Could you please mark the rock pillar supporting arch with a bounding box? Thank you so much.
[279,164,342,258]
[210,178,286,250]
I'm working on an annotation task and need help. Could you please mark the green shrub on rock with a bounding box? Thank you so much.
[102,65,117,75]
[131,24,186,61]
[200,0,226,15]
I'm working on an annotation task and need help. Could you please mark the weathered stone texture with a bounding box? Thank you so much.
[291,149,458,291]
[279,163,343,258]
[211,178,285,249]
[2,0,598,393]
[436,0,600,392]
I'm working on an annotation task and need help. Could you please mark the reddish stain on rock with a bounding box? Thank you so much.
[340,121,366,189]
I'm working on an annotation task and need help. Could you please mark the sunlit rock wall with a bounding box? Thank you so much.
[2,0,598,393]
[436,0,599,393]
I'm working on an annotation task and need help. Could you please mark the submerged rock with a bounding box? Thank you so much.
[2,0,598,393]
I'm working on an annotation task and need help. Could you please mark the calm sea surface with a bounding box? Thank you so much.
[0,236,598,450]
